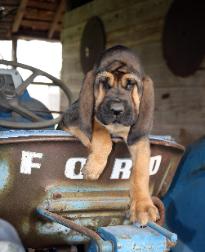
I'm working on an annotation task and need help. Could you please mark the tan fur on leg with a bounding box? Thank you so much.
[128,137,159,225]
[82,120,113,180]
[63,126,91,149]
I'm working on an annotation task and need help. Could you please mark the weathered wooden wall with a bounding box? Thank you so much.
[61,0,205,146]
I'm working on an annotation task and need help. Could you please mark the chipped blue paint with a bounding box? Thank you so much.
[0,130,177,145]
[36,221,89,243]
[0,130,72,139]
[47,198,129,212]
[88,224,175,252]
[146,221,177,243]
[42,185,129,213]
[149,134,176,144]
[47,184,129,195]
[0,160,9,190]
[36,221,71,235]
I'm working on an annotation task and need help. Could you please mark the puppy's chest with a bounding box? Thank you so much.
[105,124,130,141]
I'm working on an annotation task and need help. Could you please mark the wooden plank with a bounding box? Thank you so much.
[64,0,172,29]
[0,23,11,30]
[154,86,205,124]
[106,20,162,47]
[2,0,18,6]
[63,0,133,28]
[20,19,60,31]
[153,85,205,145]
[24,8,54,21]
[12,38,17,63]
[64,0,168,28]
[0,32,11,40]
[62,0,168,45]
[62,18,162,47]
[0,16,14,22]
[152,123,205,146]
[147,66,205,88]
[61,22,84,43]
[102,1,167,35]
[48,0,65,39]
[62,48,81,60]
[27,0,58,11]
[12,0,28,33]
[62,41,80,52]
[14,31,60,41]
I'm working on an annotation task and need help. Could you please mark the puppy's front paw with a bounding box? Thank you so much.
[81,157,105,180]
[130,198,159,226]
[82,164,101,180]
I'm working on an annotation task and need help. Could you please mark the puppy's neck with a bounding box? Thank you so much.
[94,117,130,141]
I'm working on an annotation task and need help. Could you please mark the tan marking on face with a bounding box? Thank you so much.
[95,83,105,109]
[104,123,130,141]
[95,116,130,141]
[96,71,114,87]
[131,85,140,111]
[121,73,141,88]
[120,73,141,112]
[95,71,115,109]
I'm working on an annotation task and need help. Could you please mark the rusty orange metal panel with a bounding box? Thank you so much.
[0,130,184,248]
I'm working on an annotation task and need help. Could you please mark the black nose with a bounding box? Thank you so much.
[110,102,124,115]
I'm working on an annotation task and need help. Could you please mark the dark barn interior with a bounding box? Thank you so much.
[0,1,205,252]
[1,0,205,146]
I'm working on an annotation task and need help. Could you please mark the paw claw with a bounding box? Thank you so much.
[148,207,159,222]
[82,165,101,180]
[130,198,159,225]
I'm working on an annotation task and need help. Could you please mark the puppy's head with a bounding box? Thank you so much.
[79,45,154,145]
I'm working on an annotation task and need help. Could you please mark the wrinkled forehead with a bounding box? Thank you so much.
[95,48,144,78]
[95,71,141,85]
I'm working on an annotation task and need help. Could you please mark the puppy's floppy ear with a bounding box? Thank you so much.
[127,76,154,145]
[79,70,95,140]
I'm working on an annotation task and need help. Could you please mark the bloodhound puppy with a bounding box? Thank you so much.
[61,45,158,225]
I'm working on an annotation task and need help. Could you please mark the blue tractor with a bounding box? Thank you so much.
[0,60,202,252]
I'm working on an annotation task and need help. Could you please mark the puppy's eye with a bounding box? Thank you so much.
[126,79,134,90]
[100,77,111,90]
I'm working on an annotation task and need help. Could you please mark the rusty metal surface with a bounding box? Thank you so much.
[151,196,165,226]
[0,131,184,248]
[37,208,176,252]
[37,207,102,240]
[37,208,112,252]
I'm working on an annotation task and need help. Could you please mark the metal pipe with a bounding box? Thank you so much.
[151,196,165,226]
[36,207,112,252]
[147,221,177,244]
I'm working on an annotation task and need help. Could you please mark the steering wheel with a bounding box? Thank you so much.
[0,60,72,129]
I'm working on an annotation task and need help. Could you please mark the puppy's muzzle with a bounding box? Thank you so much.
[110,101,125,116]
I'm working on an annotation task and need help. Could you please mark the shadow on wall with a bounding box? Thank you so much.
[162,0,205,77]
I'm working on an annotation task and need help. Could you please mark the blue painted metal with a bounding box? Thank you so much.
[146,222,177,243]
[0,129,183,248]
[0,129,71,138]
[0,218,25,252]
[0,90,53,130]
[37,206,177,252]
[37,207,113,252]
[0,160,9,191]
[163,137,205,252]
[88,224,177,252]
[0,129,178,145]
